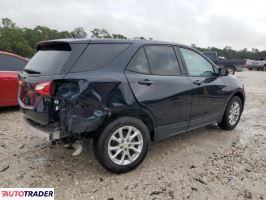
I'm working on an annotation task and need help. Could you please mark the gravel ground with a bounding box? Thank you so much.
[0,71,265,200]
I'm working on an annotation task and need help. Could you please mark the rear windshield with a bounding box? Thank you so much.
[24,46,70,75]
[71,43,129,72]
[0,54,27,71]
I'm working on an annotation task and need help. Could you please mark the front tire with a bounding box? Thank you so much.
[225,66,236,74]
[219,96,243,130]
[93,117,150,173]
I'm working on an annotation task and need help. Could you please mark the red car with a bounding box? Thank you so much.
[0,51,28,107]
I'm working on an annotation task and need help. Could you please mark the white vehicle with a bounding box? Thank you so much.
[246,59,266,71]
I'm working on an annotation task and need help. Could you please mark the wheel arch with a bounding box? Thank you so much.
[219,89,245,123]
[100,107,157,141]
[233,91,245,108]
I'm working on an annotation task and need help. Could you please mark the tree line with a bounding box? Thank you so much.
[0,18,266,60]
[0,18,149,57]
[196,46,266,60]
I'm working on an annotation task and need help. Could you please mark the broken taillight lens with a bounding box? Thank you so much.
[34,81,52,96]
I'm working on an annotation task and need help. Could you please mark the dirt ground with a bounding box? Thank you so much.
[0,71,265,200]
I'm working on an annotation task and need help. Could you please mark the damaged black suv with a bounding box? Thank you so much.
[19,39,245,173]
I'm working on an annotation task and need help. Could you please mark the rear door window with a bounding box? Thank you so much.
[144,45,181,76]
[127,48,150,74]
[71,43,129,72]
[0,54,27,71]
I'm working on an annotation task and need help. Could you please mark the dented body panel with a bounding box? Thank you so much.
[18,40,155,139]
[54,77,140,138]
[19,72,148,139]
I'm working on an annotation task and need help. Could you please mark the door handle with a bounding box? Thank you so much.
[138,79,154,86]
[193,80,202,85]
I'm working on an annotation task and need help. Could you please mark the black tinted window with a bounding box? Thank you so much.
[180,48,214,76]
[71,44,129,72]
[145,46,180,76]
[127,48,150,74]
[0,54,27,71]
[24,50,70,75]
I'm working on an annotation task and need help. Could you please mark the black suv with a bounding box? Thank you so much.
[18,39,245,173]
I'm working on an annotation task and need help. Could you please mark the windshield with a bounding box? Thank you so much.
[24,49,70,75]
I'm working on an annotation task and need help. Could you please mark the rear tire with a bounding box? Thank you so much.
[225,66,235,74]
[219,96,242,130]
[93,117,150,173]
[263,66,266,71]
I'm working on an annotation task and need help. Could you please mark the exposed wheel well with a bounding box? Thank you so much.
[233,92,245,108]
[219,91,245,123]
[102,109,156,141]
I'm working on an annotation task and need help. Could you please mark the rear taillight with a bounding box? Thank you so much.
[34,81,52,96]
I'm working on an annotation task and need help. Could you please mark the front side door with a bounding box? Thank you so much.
[125,45,192,140]
[178,47,226,130]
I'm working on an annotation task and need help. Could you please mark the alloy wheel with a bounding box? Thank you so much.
[107,126,143,165]
[228,101,240,125]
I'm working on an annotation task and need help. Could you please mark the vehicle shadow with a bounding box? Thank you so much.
[2,120,239,193]
[29,124,240,186]
[0,106,20,114]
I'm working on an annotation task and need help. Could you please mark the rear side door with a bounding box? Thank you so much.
[178,47,226,130]
[125,45,192,140]
[0,54,27,106]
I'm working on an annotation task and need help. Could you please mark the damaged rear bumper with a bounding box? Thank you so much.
[23,117,60,142]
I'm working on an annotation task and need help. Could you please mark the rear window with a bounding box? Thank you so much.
[24,44,71,75]
[0,54,27,71]
[145,46,181,76]
[71,43,129,72]
[127,48,150,74]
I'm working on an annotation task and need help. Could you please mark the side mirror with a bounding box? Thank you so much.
[218,68,229,76]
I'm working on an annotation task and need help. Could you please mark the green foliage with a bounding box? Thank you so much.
[134,36,146,40]
[90,28,129,39]
[112,34,127,39]
[91,28,112,38]
[71,27,87,38]
[0,18,71,57]
[196,46,266,60]
[1,18,265,60]
[0,18,144,57]
[2,18,16,28]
